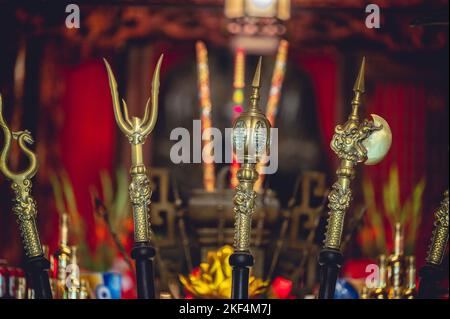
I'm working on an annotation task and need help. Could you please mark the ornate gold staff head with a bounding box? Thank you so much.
[324,57,392,251]
[0,94,43,258]
[103,55,163,148]
[231,58,271,253]
[0,94,38,183]
[103,55,164,244]
[331,57,392,166]
[232,57,271,164]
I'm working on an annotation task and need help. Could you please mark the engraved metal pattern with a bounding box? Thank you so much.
[1,95,44,259]
[324,182,352,249]
[233,172,257,251]
[331,118,380,163]
[129,170,152,242]
[323,87,378,248]
[11,180,43,258]
[322,58,390,251]
[426,191,449,265]
[231,58,269,253]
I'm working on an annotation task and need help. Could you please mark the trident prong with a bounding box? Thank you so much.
[121,98,133,128]
[141,54,163,137]
[103,59,133,137]
[103,54,163,142]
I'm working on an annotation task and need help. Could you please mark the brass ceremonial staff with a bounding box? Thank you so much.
[0,95,53,299]
[318,58,392,299]
[418,190,449,299]
[230,57,271,299]
[104,55,163,299]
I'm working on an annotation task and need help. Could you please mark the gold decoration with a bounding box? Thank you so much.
[426,190,449,265]
[0,95,44,258]
[233,167,258,251]
[403,256,417,299]
[371,255,388,299]
[55,213,71,299]
[103,55,163,243]
[363,224,417,299]
[179,245,268,299]
[232,57,271,252]
[67,246,80,299]
[388,223,405,299]
[323,57,391,250]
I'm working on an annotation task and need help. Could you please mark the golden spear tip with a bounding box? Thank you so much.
[252,56,262,88]
[102,57,110,68]
[353,56,366,93]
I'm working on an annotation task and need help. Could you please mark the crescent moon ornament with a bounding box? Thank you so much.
[363,114,392,165]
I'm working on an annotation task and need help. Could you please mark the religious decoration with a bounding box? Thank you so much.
[418,190,449,299]
[179,245,268,299]
[0,95,53,299]
[318,57,392,299]
[230,57,271,299]
[104,55,164,299]
[196,41,216,192]
[361,224,417,299]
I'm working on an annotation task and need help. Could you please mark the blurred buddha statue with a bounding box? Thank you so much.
[154,50,326,207]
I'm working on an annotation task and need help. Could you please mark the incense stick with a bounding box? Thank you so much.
[196,41,215,192]
[255,40,289,192]
[230,47,245,189]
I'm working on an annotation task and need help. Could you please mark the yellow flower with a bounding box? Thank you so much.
[179,245,269,299]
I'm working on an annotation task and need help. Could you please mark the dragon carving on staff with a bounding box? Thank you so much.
[0,95,43,258]
[331,118,381,163]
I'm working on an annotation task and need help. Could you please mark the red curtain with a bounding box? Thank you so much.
[295,53,339,162]
[59,60,116,250]
[365,82,433,266]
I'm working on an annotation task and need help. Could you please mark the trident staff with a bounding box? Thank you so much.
[0,95,53,299]
[230,57,271,299]
[104,55,163,299]
[418,190,449,299]
[318,58,392,299]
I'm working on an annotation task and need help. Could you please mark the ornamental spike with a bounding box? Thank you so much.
[350,57,366,120]
[250,57,262,110]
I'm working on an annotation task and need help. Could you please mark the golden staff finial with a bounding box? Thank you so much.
[249,57,262,110]
[103,55,163,243]
[252,56,262,88]
[350,56,365,120]
[318,57,392,299]
[103,55,163,145]
[0,95,38,183]
[104,55,164,299]
[0,94,43,259]
[1,94,52,299]
[230,57,271,299]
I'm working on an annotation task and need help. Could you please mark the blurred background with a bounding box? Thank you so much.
[0,0,448,299]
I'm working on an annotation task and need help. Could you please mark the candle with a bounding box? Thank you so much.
[196,41,215,192]
[230,47,246,189]
[255,39,289,192]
